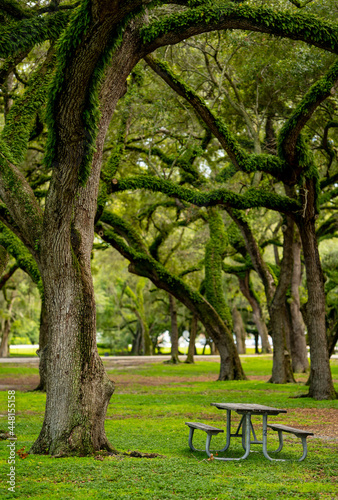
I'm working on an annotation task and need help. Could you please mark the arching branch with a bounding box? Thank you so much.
[111,175,301,214]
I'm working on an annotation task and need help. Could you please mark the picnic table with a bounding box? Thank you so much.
[185,403,314,461]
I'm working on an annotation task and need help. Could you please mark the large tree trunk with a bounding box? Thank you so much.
[297,185,336,399]
[185,314,197,364]
[232,306,246,354]
[30,228,115,456]
[238,273,271,354]
[30,26,143,455]
[168,294,180,364]
[288,231,309,373]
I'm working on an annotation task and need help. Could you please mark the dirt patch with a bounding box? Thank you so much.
[0,375,40,391]
[281,408,338,440]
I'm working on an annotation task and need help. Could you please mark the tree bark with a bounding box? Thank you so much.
[238,273,272,354]
[297,181,336,399]
[30,23,144,455]
[268,216,295,383]
[229,209,293,381]
[0,294,14,358]
[34,302,48,391]
[185,314,197,364]
[288,231,309,373]
[231,306,246,354]
[168,294,180,364]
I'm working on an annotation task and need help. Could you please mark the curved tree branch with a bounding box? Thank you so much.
[111,175,301,214]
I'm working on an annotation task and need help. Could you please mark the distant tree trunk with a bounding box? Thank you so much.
[34,302,48,391]
[0,294,14,358]
[238,273,271,354]
[327,318,338,358]
[167,294,179,364]
[0,316,11,357]
[131,323,142,355]
[297,181,336,399]
[288,231,309,373]
[228,208,292,381]
[185,314,197,364]
[231,306,246,354]
[268,216,295,384]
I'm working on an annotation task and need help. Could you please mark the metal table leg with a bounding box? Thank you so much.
[262,414,285,462]
[206,412,251,461]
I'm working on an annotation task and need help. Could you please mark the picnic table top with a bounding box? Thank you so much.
[211,403,287,415]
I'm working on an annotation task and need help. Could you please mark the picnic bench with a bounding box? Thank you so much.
[266,423,314,461]
[185,403,314,461]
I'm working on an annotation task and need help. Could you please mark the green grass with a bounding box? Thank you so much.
[0,357,337,499]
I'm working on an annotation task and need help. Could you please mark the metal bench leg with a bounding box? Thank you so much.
[298,436,308,462]
[188,427,202,452]
[269,429,284,453]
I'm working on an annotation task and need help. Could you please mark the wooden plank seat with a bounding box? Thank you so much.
[185,422,225,453]
[267,423,314,461]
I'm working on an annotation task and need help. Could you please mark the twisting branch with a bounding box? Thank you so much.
[141,3,338,55]
[111,175,301,214]
[144,55,284,179]
[278,61,338,174]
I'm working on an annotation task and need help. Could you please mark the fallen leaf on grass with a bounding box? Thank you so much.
[17,447,29,459]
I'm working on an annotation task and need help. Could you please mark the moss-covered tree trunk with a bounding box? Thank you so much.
[297,182,336,399]
[268,216,295,383]
[29,19,142,453]
[31,179,115,455]
[229,209,293,382]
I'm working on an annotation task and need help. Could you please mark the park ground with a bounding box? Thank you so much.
[0,355,337,499]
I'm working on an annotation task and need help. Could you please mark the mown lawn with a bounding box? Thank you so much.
[0,356,337,499]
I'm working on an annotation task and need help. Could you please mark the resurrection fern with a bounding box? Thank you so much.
[0,11,70,58]
[141,3,338,53]
[205,207,233,327]
[0,223,42,293]
[1,53,55,165]
[45,0,148,186]
[112,175,301,214]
